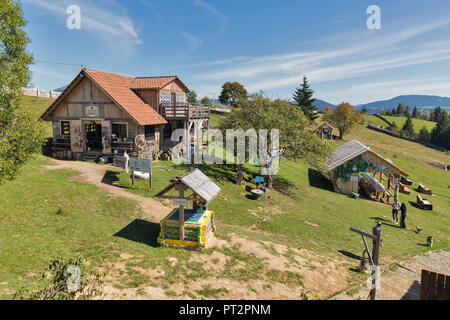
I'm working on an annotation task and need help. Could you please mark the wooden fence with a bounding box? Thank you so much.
[420,269,450,300]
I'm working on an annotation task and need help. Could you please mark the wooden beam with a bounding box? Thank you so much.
[350,227,377,240]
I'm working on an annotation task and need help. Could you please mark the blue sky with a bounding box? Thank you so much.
[23,0,450,105]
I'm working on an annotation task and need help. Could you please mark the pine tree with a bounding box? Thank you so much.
[412,106,419,118]
[401,116,415,137]
[292,76,318,121]
[396,103,405,116]
[418,126,430,142]
[431,111,449,149]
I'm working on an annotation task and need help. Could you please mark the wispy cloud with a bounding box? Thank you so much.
[192,0,229,38]
[25,0,141,57]
[181,32,203,52]
[186,16,450,100]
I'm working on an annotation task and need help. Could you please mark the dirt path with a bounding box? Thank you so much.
[44,159,173,222]
[332,250,450,300]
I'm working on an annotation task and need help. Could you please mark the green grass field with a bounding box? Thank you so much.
[366,114,436,133]
[20,95,54,137]
[0,97,448,299]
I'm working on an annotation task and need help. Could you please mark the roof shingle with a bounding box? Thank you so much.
[83,69,167,126]
[129,76,190,92]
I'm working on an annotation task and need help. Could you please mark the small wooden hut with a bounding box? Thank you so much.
[326,140,409,202]
[317,122,334,140]
[155,169,221,248]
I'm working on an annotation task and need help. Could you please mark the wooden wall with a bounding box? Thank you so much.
[134,89,159,111]
[50,77,129,121]
[161,80,186,93]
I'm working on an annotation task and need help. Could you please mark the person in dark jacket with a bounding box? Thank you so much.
[400,203,407,229]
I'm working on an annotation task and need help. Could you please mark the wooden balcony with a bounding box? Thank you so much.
[160,103,210,120]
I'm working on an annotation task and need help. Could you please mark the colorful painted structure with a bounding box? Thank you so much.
[158,208,215,247]
[317,122,334,140]
[155,169,221,248]
[326,140,409,203]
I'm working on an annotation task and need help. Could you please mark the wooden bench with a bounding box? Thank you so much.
[417,195,433,210]
[400,176,412,186]
[418,183,432,195]
[399,182,411,194]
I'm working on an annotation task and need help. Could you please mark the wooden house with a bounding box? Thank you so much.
[317,122,334,140]
[326,140,409,202]
[40,68,210,160]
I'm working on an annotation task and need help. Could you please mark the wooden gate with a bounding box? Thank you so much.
[420,269,450,300]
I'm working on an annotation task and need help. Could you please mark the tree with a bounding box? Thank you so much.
[396,103,405,116]
[391,108,396,116]
[200,96,211,105]
[0,0,45,184]
[219,94,330,185]
[412,106,419,118]
[361,106,367,114]
[405,106,411,118]
[418,126,430,142]
[390,121,399,134]
[430,110,449,149]
[432,107,443,122]
[322,102,360,139]
[292,76,318,121]
[400,116,414,138]
[218,82,247,107]
[187,91,198,104]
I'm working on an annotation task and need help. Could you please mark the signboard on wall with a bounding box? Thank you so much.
[85,105,99,118]
[350,175,359,182]
[129,157,152,173]
[174,198,188,206]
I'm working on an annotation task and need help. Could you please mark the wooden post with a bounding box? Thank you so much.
[131,171,135,187]
[175,183,187,241]
[369,230,382,300]
[149,172,152,189]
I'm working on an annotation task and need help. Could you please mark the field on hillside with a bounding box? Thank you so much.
[0,100,449,300]
[366,115,436,133]
[20,95,54,137]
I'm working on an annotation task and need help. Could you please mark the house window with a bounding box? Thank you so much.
[145,125,155,140]
[176,93,186,103]
[61,121,70,136]
[112,123,127,139]
[160,92,171,104]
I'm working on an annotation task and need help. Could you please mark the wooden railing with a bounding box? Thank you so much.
[160,103,210,120]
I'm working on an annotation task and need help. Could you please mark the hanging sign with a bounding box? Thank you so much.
[85,105,99,118]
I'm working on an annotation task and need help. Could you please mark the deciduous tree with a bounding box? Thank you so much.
[218,82,247,107]
[322,102,360,139]
[0,0,45,184]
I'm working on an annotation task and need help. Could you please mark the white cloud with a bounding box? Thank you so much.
[192,0,229,37]
[25,0,141,57]
[181,32,203,52]
[186,16,450,100]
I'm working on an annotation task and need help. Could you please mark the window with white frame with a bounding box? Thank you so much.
[175,93,186,103]
[160,92,171,104]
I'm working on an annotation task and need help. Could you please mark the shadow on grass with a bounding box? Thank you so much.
[114,219,160,248]
[369,217,400,229]
[338,250,362,261]
[308,168,333,191]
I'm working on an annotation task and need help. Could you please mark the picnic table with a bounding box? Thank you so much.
[417,194,433,210]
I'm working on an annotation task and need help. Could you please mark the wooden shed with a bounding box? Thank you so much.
[40,68,210,161]
[155,169,221,248]
[326,140,409,202]
[317,122,334,140]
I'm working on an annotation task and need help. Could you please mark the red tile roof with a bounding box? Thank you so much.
[83,69,167,126]
[129,76,190,92]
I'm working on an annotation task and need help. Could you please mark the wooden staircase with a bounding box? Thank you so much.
[81,151,102,162]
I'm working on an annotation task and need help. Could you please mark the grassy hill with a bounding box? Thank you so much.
[366,115,436,133]
[20,95,54,137]
[0,100,448,300]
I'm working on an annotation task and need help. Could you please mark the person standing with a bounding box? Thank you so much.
[392,199,400,224]
[400,203,407,229]
[372,222,383,260]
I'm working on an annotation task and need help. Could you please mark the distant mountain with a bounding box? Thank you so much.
[314,99,336,110]
[357,95,450,113]
[53,86,67,92]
